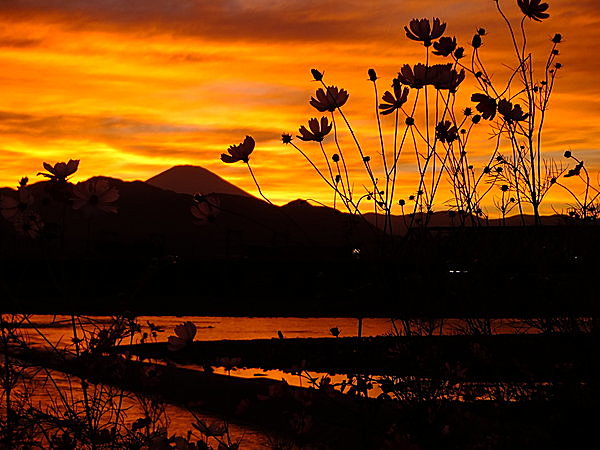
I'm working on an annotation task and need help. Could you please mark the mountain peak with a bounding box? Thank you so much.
[146,165,253,197]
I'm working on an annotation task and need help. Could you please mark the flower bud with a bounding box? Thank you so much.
[454,47,465,59]
[311,69,323,81]
[368,68,377,81]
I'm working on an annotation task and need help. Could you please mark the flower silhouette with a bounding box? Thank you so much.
[297,117,333,142]
[14,211,43,239]
[430,64,465,92]
[71,179,119,215]
[191,194,220,225]
[168,321,197,351]
[310,86,349,112]
[517,0,550,22]
[435,120,459,143]
[398,64,464,92]
[471,93,497,120]
[379,82,409,115]
[433,36,457,56]
[564,161,583,178]
[38,159,79,182]
[497,99,529,122]
[398,63,430,89]
[404,18,446,47]
[0,188,33,222]
[221,136,255,163]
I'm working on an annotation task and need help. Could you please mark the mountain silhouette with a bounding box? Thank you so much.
[0,177,375,260]
[146,165,253,197]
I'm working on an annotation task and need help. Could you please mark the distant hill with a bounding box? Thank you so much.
[0,178,375,259]
[146,165,253,197]
[363,211,569,235]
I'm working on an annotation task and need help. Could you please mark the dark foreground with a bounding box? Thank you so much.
[15,333,597,449]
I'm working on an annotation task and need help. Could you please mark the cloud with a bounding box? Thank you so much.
[0,1,597,45]
[0,37,42,48]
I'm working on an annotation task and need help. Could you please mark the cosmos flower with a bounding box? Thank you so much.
[517,0,550,22]
[38,159,79,182]
[497,99,529,122]
[0,188,34,222]
[190,194,220,225]
[435,120,459,143]
[471,93,497,120]
[564,161,584,178]
[309,86,349,112]
[430,65,465,92]
[404,18,446,47]
[71,179,119,215]
[14,211,43,239]
[432,36,457,56]
[398,63,430,89]
[221,136,255,164]
[379,82,409,115]
[167,321,197,351]
[297,117,332,142]
[454,47,465,59]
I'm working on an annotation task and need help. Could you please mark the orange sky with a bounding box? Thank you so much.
[0,0,599,215]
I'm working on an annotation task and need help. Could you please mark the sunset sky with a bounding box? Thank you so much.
[0,0,599,215]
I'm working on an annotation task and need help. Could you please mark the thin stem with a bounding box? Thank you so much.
[246,161,273,205]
